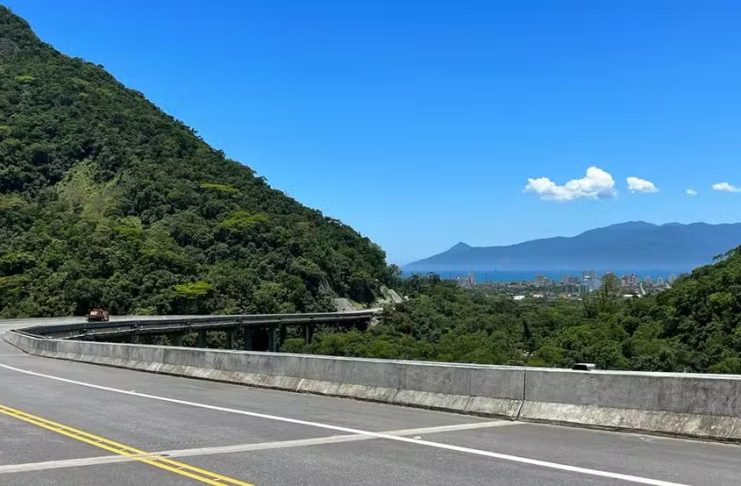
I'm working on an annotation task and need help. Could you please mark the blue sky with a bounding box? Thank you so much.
[6,0,741,264]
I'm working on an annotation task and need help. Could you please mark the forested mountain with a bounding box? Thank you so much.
[406,221,741,272]
[290,246,741,373]
[0,7,396,317]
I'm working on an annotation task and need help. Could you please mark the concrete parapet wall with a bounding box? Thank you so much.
[5,331,740,441]
[521,368,741,440]
[4,331,524,419]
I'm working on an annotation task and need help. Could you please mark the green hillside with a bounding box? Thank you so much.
[653,248,741,372]
[0,7,396,317]
[289,248,741,373]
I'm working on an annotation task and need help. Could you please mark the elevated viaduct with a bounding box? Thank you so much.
[13,310,381,352]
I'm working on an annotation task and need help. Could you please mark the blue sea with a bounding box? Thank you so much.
[401,269,681,283]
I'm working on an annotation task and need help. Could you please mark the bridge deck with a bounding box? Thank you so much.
[10,312,380,341]
[0,332,739,486]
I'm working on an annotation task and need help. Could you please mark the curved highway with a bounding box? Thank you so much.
[0,321,740,485]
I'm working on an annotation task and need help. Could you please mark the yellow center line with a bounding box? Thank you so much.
[0,404,254,486]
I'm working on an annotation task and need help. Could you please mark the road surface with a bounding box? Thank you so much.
[0,326,739,485]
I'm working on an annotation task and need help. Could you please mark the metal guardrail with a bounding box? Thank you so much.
[17,310,382,340]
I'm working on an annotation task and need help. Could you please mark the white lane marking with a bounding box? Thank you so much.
[163,420,521,458]
[0,421,519,474]
[0,363,689,486]
[366,420,521,436]
[0,455,158,474]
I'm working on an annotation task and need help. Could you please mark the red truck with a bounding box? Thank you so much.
[86,308,110,322]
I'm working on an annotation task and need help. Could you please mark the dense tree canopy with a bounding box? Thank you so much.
[287,248,741,373]
[0,7,396,317]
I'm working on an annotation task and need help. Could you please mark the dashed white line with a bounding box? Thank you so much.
[0,363,689,486]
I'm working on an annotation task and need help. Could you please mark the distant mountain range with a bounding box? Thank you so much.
[404,222,741,272]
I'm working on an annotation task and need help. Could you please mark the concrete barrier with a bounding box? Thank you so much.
[5,330,740,441]
[3,331,525,419]
[521,368,741,440]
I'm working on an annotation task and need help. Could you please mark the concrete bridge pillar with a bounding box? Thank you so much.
[278,324,287,350]
[303,323,314,344]
[225,329,234,349]
[242,327,253,351]
[171,333,184,347]
[267,326,277,352]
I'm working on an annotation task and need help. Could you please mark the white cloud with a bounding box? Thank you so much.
[712,182,741,193]
[525,166,617,202]
[626,176,659,193]
[686,188,698,196]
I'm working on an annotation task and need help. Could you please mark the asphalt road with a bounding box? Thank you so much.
[0,328,740,485]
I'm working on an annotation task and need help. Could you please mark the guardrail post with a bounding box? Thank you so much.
[197,330,207,348]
